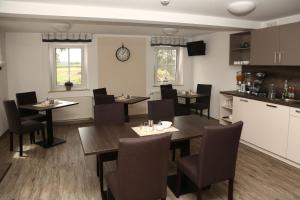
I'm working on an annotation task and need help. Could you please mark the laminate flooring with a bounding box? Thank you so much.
[0,116,300,200]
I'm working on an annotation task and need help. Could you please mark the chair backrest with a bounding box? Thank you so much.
[161,88,178,105]
[3,100,22,133]
[148,99,174,122]
[197,121,243,187]
[117,133,171,200]
[160,84,173,90]
[93,88,107,96]
[94,103,124,125]
[196,84,212,104]
[16,91,38,116]
[94,94,115,105]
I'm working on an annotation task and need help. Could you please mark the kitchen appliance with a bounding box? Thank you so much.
[236,71,245,92]
[250,72,266,96]
[244,72,253,94]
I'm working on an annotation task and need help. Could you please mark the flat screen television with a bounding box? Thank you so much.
[186,40,206,56]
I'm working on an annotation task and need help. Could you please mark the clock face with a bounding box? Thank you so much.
[116,45,130,62]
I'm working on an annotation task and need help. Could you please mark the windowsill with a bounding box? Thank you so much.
[48,89,90,93]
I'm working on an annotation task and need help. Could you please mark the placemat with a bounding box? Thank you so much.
[131,126,179,136]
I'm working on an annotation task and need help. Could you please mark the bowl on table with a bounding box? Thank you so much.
[160,121,172,129]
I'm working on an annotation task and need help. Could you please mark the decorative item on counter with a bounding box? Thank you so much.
[64,81,73,91]
[236,71,245,92]
[288,86,295,99]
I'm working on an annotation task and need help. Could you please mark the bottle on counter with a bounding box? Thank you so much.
[282,80,288,99]
[291,87,295,99]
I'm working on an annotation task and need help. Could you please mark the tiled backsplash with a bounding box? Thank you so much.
[242,65,300,99]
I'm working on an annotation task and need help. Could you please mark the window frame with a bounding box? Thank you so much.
[154,46,180,86]
[49,43,88,91]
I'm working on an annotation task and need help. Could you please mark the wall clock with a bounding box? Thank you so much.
[116,44,130,62]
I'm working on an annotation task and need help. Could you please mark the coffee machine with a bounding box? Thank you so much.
[250,72,266,96]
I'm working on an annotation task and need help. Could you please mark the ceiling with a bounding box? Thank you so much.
[0,18,219,36]
[0,0,300,36]
[3,0,300,21]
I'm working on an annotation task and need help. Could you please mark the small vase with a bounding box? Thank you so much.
[66,86,72,91]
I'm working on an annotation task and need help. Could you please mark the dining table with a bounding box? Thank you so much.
[177,93,209,114]
[115,96,150,122]
[78,115,217,198]
[19,100,78,148]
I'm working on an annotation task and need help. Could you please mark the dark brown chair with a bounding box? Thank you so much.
[106,133,172,200]
[94,103,125,181]
[16,91,46,122]
[175,121,243,200]
[190,84,212,119]
[3,100,46,156]
[147,99,174,123]
[93,88,107,96]
[161,89,190,116]
[94,94,115,105]
[94,103,124,125]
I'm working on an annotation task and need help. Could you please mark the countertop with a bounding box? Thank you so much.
[221,91,300,109]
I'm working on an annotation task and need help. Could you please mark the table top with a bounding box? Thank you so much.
[115,96,150,104]
[78,115,217,156]
[19,100,79,111]
[177,93,209,99]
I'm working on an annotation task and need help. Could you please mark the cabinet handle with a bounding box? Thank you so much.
[266,104,277,108]
[240,99,248,103]
[296,110,300,113]
[274,52,277,64]
[278,52,282,63]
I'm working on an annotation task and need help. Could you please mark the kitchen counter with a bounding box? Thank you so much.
[221,91,300,109]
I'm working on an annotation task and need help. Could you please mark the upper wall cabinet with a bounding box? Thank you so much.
[250,27,279,65]
[229,32,251,66]
[250,22,300,66]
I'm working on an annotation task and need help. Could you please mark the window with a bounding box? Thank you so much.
[50,44,87,91]
[154,47,180,85]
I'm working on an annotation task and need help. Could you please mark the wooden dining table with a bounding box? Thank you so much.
[78,115,217,198]
[115,96,150,122]
[19,100,78,148]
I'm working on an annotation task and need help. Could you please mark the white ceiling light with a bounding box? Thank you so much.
[162,28,178,35]
[52,23,72,32]
[227,1,256,16]
[161,0,170,6]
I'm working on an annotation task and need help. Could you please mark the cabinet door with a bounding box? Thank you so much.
[287,108,300,163]
[232,97,257,142]
[254,102,289,157]
[279,22,300,65]
[250,27,280,65]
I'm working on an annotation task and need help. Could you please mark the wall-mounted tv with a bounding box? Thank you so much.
[186,40,206,56]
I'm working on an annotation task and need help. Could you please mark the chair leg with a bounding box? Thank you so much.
[29,133,33,144]
[207,108,210,119]
[10,131,13,151]
[107,187,114,200]
[175,169,182,198]
[197,188,202,200]
[19,134,23,157]
[96,154,99,176]
[32,132,36,143]
[200,109,203,116]
[228,179,234,200]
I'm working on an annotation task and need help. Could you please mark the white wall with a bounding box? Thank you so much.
[5,33,193,121]
[0,32,8,135]
[192,32,241,119]
[5,32,98,121]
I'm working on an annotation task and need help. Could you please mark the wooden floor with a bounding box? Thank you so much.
[1,116,300,200]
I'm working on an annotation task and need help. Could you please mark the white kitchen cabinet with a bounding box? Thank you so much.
[287,108,300,163]
[232,97,289,157]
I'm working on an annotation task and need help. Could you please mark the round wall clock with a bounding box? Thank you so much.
[116,44,130,62]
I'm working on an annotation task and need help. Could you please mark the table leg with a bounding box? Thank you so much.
[124,104,129,122]
[180,140,191,157]
[186,98,191,115]
[36,109,66,148]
